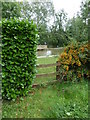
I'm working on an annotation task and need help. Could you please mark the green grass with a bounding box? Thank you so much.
[37,55,58,64]
[2,56,88,118]
[3,81,88,118]
[34,76,56,84]
[34,56,58,84]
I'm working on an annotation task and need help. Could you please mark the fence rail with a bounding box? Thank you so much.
[36,62,61,79]
[36,62,60,68]
[36,63,56,68]
[36,72,56,78]
[33,61,61,87]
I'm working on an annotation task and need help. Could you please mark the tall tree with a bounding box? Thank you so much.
[66,16,88,42]
[2,1,22,19]
[80,0,88,23]
[47,10,69,47]
[21,2,54,25]
[65,0,88,42]
[21,1,55,45]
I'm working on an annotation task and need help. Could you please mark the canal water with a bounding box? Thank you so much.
[37,47,64,56]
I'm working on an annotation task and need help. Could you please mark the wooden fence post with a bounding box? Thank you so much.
[56,61,60,80]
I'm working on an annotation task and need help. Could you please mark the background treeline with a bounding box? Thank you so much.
[2,0,89,47]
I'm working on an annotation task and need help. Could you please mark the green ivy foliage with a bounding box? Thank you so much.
[2,18,38,100]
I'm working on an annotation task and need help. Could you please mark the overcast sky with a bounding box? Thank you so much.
[53,0,83,18]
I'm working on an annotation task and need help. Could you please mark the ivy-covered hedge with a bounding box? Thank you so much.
[58,41,89,82]
[2,18,38,100]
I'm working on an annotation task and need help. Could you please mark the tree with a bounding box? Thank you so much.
[47,10,69,47]
[80,0,88,23]
[2,0,22,19]
[66,16,88,42]
[21,2,54,25]
[21,1,55,45]
[38,23,48,45]
[65,0,88,42]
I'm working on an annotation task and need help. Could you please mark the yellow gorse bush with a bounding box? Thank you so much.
[58,44,88,67]
[58,41,89,81]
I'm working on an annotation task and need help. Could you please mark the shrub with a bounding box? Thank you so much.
[58,41,89,82]
[2,18,38,100]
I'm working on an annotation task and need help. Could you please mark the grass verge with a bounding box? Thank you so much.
[3,80,88,118]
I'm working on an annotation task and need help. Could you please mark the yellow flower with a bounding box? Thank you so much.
[69,49,73,54]
[66,66,69,71]
[74,50,77,54]
[61,53,64,58]
[80,47,84,53]
[64,65,69,71]
[78,61,81,66]
[62,60,70,65]
[69,55,72,61]
[64,48,67,52]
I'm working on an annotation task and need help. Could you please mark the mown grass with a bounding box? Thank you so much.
[3,81,88,118]
[37,55,58,64]
[2,56,88,118]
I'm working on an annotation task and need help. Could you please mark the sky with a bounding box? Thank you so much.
[53,0,83,18]
[17,0,83,18]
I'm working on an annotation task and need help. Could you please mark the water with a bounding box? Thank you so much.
[37,47,64,56]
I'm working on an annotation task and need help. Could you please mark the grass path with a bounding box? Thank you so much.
[3,81,88,118]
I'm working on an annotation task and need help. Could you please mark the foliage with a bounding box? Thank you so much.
[47,10,69,47]
[21,1,54,25]
[80,0,89,23]
[38,23,48,45]
[48,28,69,47]
[1,0,89,47]
[66,0,88,42]
[2,18,38,100]
[20,1,55,46]
[66,16,88,42]
[20,2,69,47]
[58,41,89,82]
[2,1,22,19]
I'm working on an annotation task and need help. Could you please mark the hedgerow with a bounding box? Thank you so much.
[2,18,38,100]
[58,41,89,82]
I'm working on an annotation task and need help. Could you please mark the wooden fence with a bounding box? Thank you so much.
[32,61,61,87]
[36,63,56,78]
[37,45,47,50]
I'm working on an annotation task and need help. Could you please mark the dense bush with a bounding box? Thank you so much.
[2,18,38,100]
[58,41,89,82]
